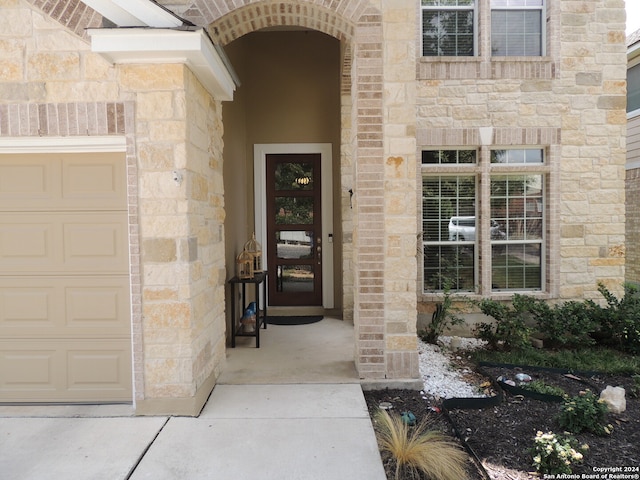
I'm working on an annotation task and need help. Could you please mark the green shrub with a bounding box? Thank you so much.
[556,389,612,436]
[522,379,565,397]
[595,283,640,354]
[527,298,598,349]
[418,286,465,345]
[531,431,587,475]
[474,295,533,351]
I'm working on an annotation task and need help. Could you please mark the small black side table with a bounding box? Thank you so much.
[228,272,267,348]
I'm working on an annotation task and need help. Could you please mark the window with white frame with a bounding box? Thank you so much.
[421,0,476,57]
[628,62,640,115]
[421,148,545,293]
[491,0,545,56]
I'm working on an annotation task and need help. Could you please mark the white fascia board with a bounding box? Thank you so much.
[82,0,183,27]
[0,136,126,153]
[88,28,236,101]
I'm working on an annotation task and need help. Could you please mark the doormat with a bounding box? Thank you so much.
[267,316,323,326]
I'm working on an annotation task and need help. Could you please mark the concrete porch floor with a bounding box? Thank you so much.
[218,316,359,384]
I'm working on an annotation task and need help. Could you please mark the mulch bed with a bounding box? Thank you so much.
[364,367,640,480]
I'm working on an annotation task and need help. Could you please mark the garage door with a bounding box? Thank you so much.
[0,153,132,403]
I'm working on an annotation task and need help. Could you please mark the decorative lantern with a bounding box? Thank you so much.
[236,249,254,279]
[244,232,262,273]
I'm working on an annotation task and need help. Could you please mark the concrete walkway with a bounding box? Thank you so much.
[0,384,387,480]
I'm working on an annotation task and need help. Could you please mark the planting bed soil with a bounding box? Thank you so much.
[364,367,640,480]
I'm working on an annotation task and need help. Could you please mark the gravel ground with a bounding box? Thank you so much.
[418,336,488,399]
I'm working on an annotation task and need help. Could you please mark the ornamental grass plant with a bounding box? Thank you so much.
[373,409,469,480]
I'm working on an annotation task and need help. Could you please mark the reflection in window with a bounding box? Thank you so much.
[275,162,314,190]
[492,244,541,290]
[275,197,314,225]
[424,244,475,291]
[491,0,544,56]
[276,231,313,259]
[491,149,543,164]
[422,149,477,165]
[491,174,543,290]
[277,265,314,293]
[422,0,475,57]
[422,175,476,292]
[422,148,546,293]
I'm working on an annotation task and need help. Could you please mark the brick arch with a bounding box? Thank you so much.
[205,2,356,45]
[184,0,373,33]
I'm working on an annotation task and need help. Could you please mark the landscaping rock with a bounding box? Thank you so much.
[600,385,626,414]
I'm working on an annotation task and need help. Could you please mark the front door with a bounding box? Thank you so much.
[266,153,322,306]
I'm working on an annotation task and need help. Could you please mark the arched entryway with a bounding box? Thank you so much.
[222,30,341,315]
[201,0,398,381]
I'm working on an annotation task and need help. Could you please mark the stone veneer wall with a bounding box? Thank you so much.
[557,0,626,299]
[416,0,626,306]
[3,1,228,414]
[118,64,226,414]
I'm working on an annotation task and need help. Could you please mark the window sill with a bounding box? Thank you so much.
[490,56,552,62]
[417,56,555,80]
[419,291,551,303]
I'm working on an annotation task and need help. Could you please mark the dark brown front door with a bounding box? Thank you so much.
[266,153,322,306]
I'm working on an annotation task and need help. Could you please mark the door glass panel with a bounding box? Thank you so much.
[277,265,314,293]
[276,231,313,259]
[275,162,314,191]
[275,197,314,224]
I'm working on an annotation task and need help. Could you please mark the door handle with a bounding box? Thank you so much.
[317,245,321,264]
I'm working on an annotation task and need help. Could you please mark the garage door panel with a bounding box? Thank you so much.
[0,213,128,273]
[0,340,131,402]
[62,157,126,208]
[0,347,58,391]
[66,281,130,331]
[67,347,131,390]
[64,219,128,271]
[0,285,56,328]
[0,153,125,211]
[0,157,57,208]
[0,152,131,404]
[0,277,130,336]
[0,220,56,269]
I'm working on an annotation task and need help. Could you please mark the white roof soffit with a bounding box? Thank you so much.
[82,0,183,27]
[88,28,236,101]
